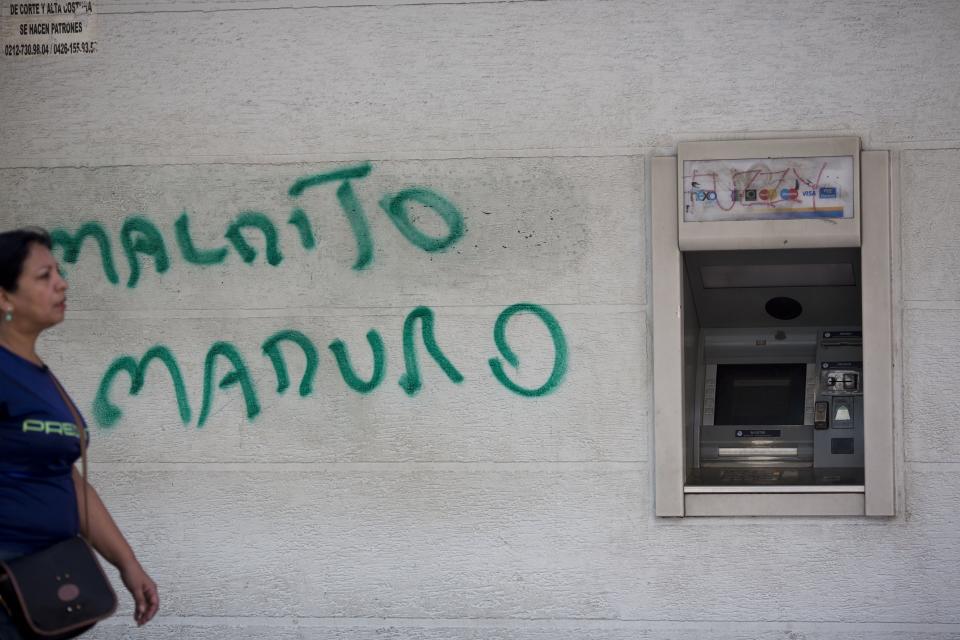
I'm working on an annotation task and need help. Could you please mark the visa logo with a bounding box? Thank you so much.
[819,186,839,199]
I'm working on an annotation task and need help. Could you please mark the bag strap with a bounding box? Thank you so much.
[48,372,90,537]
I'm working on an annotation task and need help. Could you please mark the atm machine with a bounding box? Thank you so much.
[684,247,865,486]
[651,137,894,515]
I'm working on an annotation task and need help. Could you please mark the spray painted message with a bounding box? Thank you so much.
[51,163,464,287]
[93,303,568,428]
[49,163,569,428]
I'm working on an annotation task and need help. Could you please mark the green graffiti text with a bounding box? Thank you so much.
[92,304,567,428]
[120,216,170,288]
[328,329,387,394]
[51,163,465,286]
[262,329,319,396]
[51,222,120,285]
[379,188,465,252]
[488,303,568,397]
[398,306,464,396]
[198,341,261,427]
[175,212,229,265]
[93,345,191,427]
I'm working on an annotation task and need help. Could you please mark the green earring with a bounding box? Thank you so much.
[3,311,11,322]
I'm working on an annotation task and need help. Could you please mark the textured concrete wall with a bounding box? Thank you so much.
[1,1,959,638]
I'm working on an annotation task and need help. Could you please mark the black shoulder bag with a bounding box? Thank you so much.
[0,373,118,639]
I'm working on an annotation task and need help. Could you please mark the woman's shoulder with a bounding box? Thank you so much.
[0,356,56,412]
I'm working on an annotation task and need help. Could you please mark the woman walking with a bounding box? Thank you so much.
[0,228,158,638]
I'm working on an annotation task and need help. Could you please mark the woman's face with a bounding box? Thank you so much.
[0,243,69,332]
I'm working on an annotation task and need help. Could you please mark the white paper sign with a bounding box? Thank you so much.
[2,1,97,57]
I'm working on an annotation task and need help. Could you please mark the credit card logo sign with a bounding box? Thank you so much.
[744,189,757,202]
[819,186,839,199]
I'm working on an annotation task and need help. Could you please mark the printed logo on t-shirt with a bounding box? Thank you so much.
[22,419,80,438]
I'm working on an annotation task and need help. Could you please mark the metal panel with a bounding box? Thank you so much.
[861,150,896,516]
[685,492,865,516]
[684,248,862,328]
[652,156,686,516]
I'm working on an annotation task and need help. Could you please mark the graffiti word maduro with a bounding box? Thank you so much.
[93,303,567,428]
[51,163,464,288]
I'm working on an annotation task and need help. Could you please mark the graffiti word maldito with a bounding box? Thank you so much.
[93,303,568,428]
[51,163,465,288]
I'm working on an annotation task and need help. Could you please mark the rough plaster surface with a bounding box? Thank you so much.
[901,149,960,301]
[82,463,959,632]
[1,1,960,638]
[1,1,960,166]
[903,308,960,462]
[86,621,960,640]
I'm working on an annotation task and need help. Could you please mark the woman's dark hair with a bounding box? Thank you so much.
[0,227,52,293]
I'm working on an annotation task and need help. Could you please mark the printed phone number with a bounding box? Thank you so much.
[4,40,96,55]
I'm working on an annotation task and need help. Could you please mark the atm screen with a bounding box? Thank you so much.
[714,363,806,426]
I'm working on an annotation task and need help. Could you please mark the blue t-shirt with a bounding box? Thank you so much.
[0,345,84,555]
